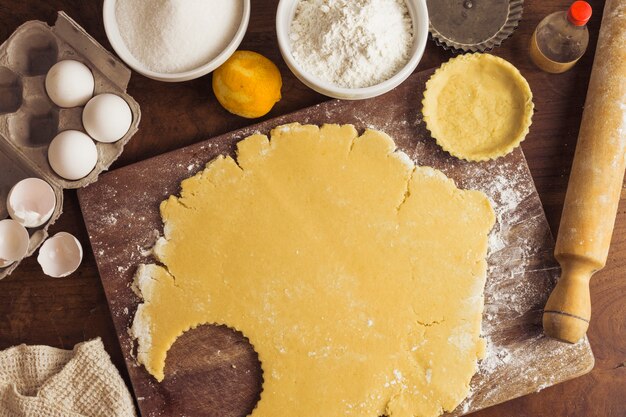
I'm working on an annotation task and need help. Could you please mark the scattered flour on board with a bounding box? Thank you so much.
[478,337,512,375]
[103,214,118,226]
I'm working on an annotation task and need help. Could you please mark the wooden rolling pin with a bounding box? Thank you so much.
[543,0,626,344]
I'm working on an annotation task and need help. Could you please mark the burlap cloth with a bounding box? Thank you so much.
[0,338,136,416]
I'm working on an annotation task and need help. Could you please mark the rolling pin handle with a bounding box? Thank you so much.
[543,257,596,343]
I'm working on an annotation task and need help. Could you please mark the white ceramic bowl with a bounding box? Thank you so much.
[103,0,251,82]
[276,0,428,100]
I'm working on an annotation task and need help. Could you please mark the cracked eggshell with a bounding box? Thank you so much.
[45,59,95,108]
[37,231,83,277]
[82,93,132,143]
[7,178,56,228]
[0,219,30,267]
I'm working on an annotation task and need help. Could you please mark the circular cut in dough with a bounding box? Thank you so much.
[422,53,534,161]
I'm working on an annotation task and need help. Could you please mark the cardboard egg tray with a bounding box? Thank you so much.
[0,12,141,280]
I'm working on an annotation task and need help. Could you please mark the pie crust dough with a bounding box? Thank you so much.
[131,123,495,417]
[422,53,534,161]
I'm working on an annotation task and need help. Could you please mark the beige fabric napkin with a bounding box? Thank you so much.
[0,338,136,417]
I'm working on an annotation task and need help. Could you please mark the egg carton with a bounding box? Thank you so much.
[0,12,141,280]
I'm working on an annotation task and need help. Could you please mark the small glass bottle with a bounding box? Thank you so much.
[530,1,592,74]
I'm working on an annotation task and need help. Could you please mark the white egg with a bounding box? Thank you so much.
[83,93,132,143]
[48,130,98,180]
[0,219,30,267]
[7,178,57,228]
[37,232,83,278]
[45,60,95,108]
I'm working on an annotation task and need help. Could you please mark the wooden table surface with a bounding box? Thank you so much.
[0,1,624,416]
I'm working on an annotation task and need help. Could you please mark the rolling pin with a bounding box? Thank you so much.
[543,0,626,344]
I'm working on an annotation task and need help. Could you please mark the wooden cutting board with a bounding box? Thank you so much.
[78,68,594,417]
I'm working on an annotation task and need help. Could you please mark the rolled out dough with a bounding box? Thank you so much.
[131,123,495,417]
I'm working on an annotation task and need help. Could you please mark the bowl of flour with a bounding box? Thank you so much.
[103,0,250,82]
[276,0,428,100]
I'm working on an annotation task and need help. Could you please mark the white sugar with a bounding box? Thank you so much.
[116,0,243,73]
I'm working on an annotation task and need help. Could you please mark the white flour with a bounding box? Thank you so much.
[289,0,414,88]
[115,0,243,73]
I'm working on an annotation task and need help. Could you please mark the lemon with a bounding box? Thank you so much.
[212,51,282,119]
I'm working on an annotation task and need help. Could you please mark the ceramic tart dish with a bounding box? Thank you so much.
[422,53,533,162]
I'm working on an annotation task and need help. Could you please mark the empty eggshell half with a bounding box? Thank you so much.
[7,178,56,228]
[48,130,98,180]
[37,232,83,278]
[83,93,132,143]
[0,219,30,267]
[45,60,95,108]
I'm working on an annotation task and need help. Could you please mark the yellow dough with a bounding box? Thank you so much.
[422,53,534,161]
[131,123,495,417]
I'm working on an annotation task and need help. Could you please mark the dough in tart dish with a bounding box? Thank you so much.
[422,53,534,161]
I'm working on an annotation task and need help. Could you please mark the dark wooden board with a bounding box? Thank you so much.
[78,68,594,417]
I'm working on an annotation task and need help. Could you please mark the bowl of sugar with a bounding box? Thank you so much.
[103,0,250,82]
[276,0,428,100]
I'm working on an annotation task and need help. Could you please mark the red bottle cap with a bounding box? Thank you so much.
[568,1,592,26]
